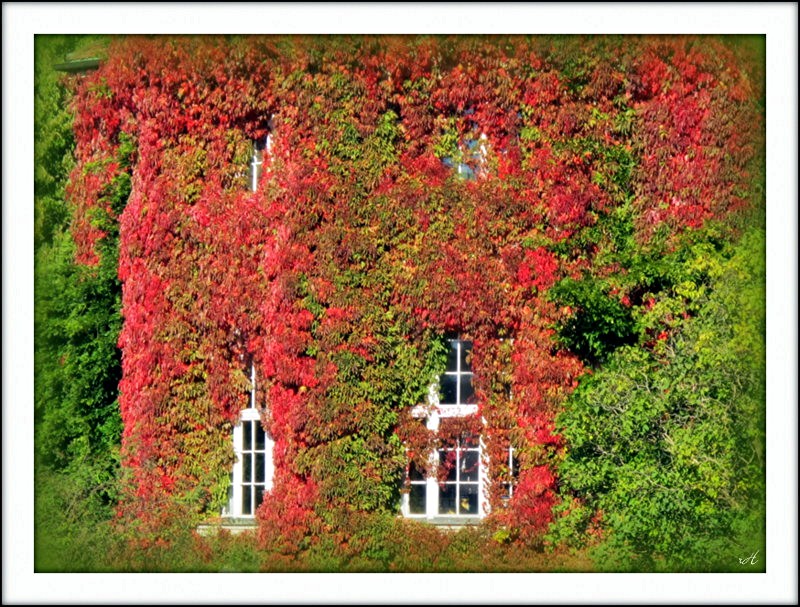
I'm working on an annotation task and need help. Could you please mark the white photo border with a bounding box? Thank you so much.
[3,2,796,604]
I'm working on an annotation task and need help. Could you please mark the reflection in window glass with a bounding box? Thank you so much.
[440,374,458,404]
[438,437,481,516]
[439,339,474,407]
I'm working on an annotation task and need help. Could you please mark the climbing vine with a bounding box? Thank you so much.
[64,35,762,551]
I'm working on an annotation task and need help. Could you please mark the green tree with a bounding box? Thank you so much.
[549,226,766,571]
[34,35,126,571]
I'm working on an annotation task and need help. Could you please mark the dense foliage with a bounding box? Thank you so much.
[39,34,764,570]
[34,35,127,570]
[549,222,766,571]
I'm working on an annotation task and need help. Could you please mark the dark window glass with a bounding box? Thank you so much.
[244,453,252,483]
[438,449,458,482]
[409,461,426,481]
[440,374,457,404]
[446,340,459,372]
[244,421,252,450]
[242,486,252,516]
[409,485,427,514]
[460,341,473,370]
[254,486,264,511]
[255,453,265,483]
[439,484,457,515]
[460,375,475,404]
[460,483,479,514]
[461,450,480,482]
[255,423,265,450]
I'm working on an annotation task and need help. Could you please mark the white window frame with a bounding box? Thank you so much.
[223,362,274,518]
[501,445,519,504]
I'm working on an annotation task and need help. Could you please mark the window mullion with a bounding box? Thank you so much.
[231,423,243,517]
[455,443,462,515]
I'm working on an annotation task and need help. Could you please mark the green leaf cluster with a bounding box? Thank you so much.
[550,224,765,571]
[34,35,128,569]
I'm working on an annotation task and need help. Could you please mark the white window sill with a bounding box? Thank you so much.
[402,514,482,529]
[197,517,257,536]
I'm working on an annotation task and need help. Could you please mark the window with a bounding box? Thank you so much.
[501,446,519,503]
[407,459,428,515]
[442,133,488,181]
[440,339,474,406]
[247,116,274,193]
[437,436,481,516]
[224,362,274,518]
[404,437,483,519]
[249,133,272,192]
[436,339,479,419]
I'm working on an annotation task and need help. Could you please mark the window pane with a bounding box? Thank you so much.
[254,486,265,511]
[461,435,479,450]
[244,453,252,483]
[459,341,473,371]
[439,450,457,482]
[461,450,479,482]
[440,374,457,405]
[409,485,427,515]
[249,154,262,191]
[244,421,252,451]
[446,340,459,373]
[438,484,457,515]
[409,460,426,481]
[255,423,265,450]
[460,375,475,404]
[242,485,252,516]
[458,163,476,180]
[460,483,479,515]
[255,452,265,484]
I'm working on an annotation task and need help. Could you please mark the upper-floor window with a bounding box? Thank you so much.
[249,133,273,193]
[439,339,475,407]
[246,115,275,193]
[441,133,488,181]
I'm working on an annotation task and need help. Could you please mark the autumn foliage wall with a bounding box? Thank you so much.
[65,35,761,547]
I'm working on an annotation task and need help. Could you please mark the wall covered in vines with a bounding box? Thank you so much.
[65,35,762,548]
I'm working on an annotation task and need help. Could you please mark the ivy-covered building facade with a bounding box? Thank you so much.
[59,35,764,554]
